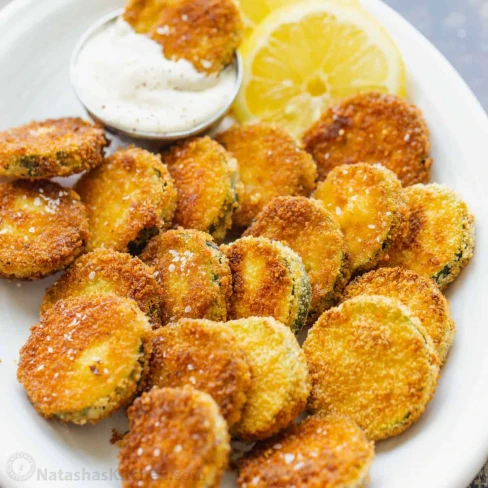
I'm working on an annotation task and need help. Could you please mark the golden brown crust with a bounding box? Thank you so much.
[223,236,311,333]
[125,0,243,74]
[313,163,407,274]
[0,180,89,280]
[383,183,475,289]
[216,123,317,227]
[123,0,166,32]
[163,137,238,242]
[244,196,350,322]
[119,386,230,488]
[0,118,108,179]
[343,267,455,364]
[145,319,251,426]
[304,295,440,441]
[302,92,432,186]
[238,414,375,488]
[17,294,150,424]
[141,228,231,324]
[41,249,162,328]
[226,317,311,441]
[75,146,176,253]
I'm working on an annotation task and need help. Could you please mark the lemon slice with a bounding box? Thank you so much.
[234,0,406,138]
[237,0,360,36]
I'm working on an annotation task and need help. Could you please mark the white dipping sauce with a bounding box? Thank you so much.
[73,17,237,134]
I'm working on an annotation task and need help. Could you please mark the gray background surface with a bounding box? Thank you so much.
[0,0,486,486]
[384,0,488,112]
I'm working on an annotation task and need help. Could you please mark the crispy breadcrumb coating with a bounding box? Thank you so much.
[313,163,407,275]
[141,229,231,324]
[0,118,108,179]
[17,294,150,425]
[304,295,440,441]
[162,137,238,242]
[244,197,350,323]
[226,317,310,441]
[41,249,162,328]
[343,267,455,364]
[217,123,317,227]
[384,183,475,289]
[303,92,432,186]
[238,414,375,488]
[223,236,311,333]
[75,146,176,254]
[0,180,89,280]
[145,319,251,426]
[119,386,230,487]
[125,0,243,74]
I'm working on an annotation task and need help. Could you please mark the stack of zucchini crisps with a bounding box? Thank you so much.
[0,91,474,488]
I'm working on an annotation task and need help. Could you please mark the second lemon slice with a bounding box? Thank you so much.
[237,0,360,35]
[234,0,406,138]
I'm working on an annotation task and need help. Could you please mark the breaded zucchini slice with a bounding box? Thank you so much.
[304,295,440,441]
[302,92,432,186]
[17,294,150,425]
[75,146,176,254]
[41,249,162,328]
[141,229,231,324]
[343,267,455,364]
[0,180,89,280]
[119,386,230,488]
[124,0,243,75]
[386,183,475,289]
[223,236,311,333]
[216,123,317,227]
[225,317,310,441]
[238,413,375,488]
[0,118,108,179]
[313,163,407,275]
[244,197,350,322]
[145,319,251,427]
[163,137,238,242]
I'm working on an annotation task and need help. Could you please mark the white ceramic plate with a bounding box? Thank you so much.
[0,0,487,487]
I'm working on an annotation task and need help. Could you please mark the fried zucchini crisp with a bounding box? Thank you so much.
[41,249,162,328]
[343,267,455,364]
[0,118,108,179]
[163,137,239,242]
[119,386,230,488]
[75,146,176,254]
[244,197,350,322]
[0,180,89,279]
[141,229,231,324]
[313,163,407,275]
[145,319,251,427]
[304,295,440,441]
[18,294,150,425]
[302,92,432,186]
[386,183,475,289]
[223,236,311,333]
[124,0,243,74]
[226,317,310,441]
[238,414,375,488]
[216,123,317,227]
